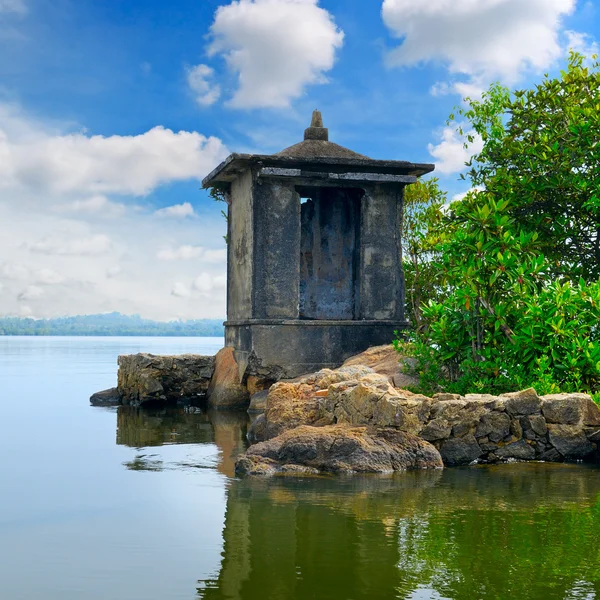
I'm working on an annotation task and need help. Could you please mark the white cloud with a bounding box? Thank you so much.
[0,0,26,15]
[171,282,192,298]
[0,103,230,320]
[383,0,576,88]
[54,195,127,218]
[207,0,344,108]
[156,245,227,263]
[29,234,113,256]
[34,268,65,284]
[452,186,484,201]
[193,272,227,295]
[154,202,195,218]
[565,30,599,59]
[0,262,29,280]
[106,266,122,278]
[187,64,221,106]
[0,104,229,197]
[428,125,484,175]
[18,285,44,300]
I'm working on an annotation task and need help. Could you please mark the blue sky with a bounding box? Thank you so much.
[0,0,597,319]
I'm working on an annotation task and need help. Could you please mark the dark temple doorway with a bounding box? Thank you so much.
[298,187,363,320]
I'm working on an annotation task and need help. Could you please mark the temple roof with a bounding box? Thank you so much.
[202,110,434,187]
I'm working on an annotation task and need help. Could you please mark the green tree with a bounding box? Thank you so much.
[402,178,446,330]
[397,52,600,395]
[456,51,600,280]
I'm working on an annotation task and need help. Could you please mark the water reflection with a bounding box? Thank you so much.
[116,406,249,477]
[198,464,600,600]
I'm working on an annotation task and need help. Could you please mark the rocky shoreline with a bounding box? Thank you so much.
[91,345,600,475]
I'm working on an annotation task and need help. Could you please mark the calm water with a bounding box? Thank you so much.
[1,337,600,600]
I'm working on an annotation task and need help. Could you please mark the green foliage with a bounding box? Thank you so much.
[454,52,600,281]
[402,178,447,329]
[399,52,600,396]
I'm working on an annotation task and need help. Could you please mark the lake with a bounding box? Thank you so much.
[1,336,600,600]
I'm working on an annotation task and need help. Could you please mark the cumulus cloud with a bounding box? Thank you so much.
[0,262,29,280]
[18,285,44,300]
[29,234,113,256]
[187,64,221,106]
[171,282,192,298]
[207,0,344,108]
[156,245,226,263]
[383,0,576,89]
[427,125,484,175]
[193,272,227,295]
[154,202,195,218]
[54,195,127,218]
[34,268,65,284]
[0,104,229,197]
[565,30,599,59]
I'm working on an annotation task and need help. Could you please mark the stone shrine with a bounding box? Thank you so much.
[203,111,434,378]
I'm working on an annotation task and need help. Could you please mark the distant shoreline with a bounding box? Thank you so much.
[0,313,225,337]
[0,333,224,337]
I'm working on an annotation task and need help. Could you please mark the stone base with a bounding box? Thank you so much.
[225,319,408,380]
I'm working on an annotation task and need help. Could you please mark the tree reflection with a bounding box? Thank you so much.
[198,464,600,600]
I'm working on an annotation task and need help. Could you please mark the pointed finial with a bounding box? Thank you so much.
[311,110,323,128]
[304,109,328,141]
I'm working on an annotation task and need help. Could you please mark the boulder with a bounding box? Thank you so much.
[235,425,443,476]
[90,387,120,406]
[547,424,594,458]
[117,353,215,407]
[341,344,420,388]
[207,347,250,410]
[542,394,586,424]
[439,435,482,466]
[248,390,269,413]
[495,440,536,461]
[247,380,331,442]
[501,388,542,416]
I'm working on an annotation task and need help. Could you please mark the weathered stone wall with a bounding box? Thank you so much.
[117,353,215,407]
[248,367,600,467]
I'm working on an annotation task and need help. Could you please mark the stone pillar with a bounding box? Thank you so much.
[252,178,301,319]
[359,184,405,321]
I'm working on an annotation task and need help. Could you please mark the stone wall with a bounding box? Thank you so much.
[248,367,600,466]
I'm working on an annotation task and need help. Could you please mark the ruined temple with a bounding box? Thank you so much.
[203,111,434,378]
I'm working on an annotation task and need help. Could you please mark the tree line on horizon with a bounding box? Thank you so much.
[0,312,225,337]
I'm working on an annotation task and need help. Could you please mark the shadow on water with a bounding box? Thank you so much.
[115,406,250,477]
[198,463,600,600]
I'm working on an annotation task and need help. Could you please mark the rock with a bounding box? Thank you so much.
[235,425,443,476]
[341,345,420,389]
[547,424,594,458]
[528,414,548,436]
[118,353,215,407]
[207,347,250,410]
[495,440,536,461]
[542,394,586,424]
[439,434,482,466]
[90,387,120,406]
[248,390,269,413]
[247,380,330,442]
[501,388,541,416]
[583,397,600,426]
[475,412,511,443]
[433,393,464,402]
[420,418,452,441]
